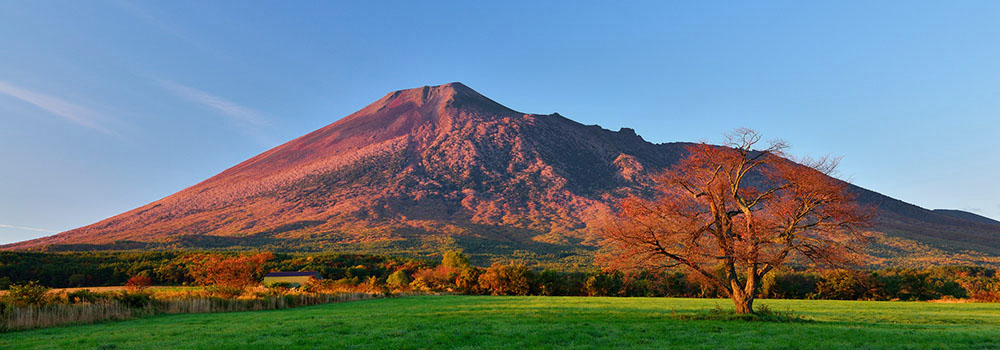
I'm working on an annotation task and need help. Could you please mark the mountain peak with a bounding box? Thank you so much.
[367,82,517,117]
[438,81,473,92]
[381,82,475,103]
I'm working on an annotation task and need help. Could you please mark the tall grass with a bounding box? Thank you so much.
[157,293,373,314]
[1,292,377,332]
[2,301,141,331]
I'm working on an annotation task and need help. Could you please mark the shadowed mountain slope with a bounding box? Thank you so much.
[933,209,1000,227]
[7,83,1000,267]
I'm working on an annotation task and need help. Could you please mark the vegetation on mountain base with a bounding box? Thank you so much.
[1,248,998,331]
[3,250,998,301]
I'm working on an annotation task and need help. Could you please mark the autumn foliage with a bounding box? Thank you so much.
[599,129,873,313]
[186,252,274,295]
[476,262,532,296]
[124,275,153,292]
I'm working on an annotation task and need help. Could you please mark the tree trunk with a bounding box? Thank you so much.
[732,291,754,314]
[736,268,759,314]
[729,273,756,314]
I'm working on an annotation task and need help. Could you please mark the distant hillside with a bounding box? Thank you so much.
[933,209,1000,226]
[6,83,999,267]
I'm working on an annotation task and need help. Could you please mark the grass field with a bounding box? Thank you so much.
[2,295,999,349]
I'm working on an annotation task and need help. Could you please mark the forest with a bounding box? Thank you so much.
[1,251,997,302]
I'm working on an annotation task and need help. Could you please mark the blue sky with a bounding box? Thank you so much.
[2,1,999,244]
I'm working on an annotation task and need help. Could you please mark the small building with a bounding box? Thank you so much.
[262,271,323,288]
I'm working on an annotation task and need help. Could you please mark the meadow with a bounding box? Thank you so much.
[2,295,998,350]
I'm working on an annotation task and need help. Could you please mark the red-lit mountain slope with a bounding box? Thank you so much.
[7,83,1000,267]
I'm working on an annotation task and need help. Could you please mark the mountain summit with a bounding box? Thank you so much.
[8,83,1000,266]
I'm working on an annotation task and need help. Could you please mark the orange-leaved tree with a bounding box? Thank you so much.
[125,275,153,292]
[186,252,274,293]
[598,128,872,313]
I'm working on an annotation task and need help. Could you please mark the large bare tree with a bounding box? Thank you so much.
[599,129,872,313]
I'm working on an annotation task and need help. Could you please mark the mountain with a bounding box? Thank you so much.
[933,209,1000,226]
[6,83,1000,267]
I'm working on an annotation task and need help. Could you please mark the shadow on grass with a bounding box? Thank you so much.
[672,304,813,323]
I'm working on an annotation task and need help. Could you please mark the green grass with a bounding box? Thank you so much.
[2,296,999,349]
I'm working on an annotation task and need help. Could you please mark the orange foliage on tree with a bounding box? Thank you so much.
[124,275,153,292]
[477,262,532,296]
[598,129,873,314]
[186,252,274,291]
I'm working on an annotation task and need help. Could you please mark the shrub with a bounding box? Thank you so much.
[387,270,411,290]
[660,271,698,297]
[933,279,968,299]
[585,273,623,297]
[762,272,821,299]
[965,278,1000,302]
[674,304,809,322]
[412,266,460,291]
[125,275,153,292]
[477,262,532,296]
[207,286,245,299]
[67,289,106,304]
[186,252,274,291]
[265,282,296,290]
[305,278,362,294]
[5,281,50,306]
[536,270,565,296]
[155,262,191,285]
[362,276,387,294]
[814,270,874,300]
[875,269,967,300]
[441,250,470,269]
[455,268,480,294]
[409,277,431,291]
[621,275,654,297]
[112,291,152,308]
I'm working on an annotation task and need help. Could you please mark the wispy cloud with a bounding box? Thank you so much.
[0,224,58,233]
[155,79,267,128]
[111,1,232,62]
[0,81,112,134]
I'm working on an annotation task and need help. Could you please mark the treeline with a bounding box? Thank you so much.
[392,258,997,302]
[0,251,423,289]
[0,251,385,332]
[2,251,999,302]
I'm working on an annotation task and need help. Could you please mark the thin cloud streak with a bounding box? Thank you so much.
[111,0,233,62]
[0,224,58,233]
[0,81,112,134]
[156,79,267,128]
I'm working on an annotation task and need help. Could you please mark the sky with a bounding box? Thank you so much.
[1,1,999,244]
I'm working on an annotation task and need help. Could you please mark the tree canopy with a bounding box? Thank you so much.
[599,128,873,313]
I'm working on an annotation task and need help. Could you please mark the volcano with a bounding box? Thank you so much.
[7,83,1000,266]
